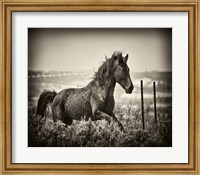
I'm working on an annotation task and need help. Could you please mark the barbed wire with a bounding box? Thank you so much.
[31,79,172,97]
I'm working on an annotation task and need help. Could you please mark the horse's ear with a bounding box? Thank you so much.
[123,54,128,63]
[118,57,123,66]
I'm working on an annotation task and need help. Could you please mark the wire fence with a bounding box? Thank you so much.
[31,79,172,97]
[29,74,172,130]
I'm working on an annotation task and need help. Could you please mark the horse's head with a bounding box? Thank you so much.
[113,52,134,94]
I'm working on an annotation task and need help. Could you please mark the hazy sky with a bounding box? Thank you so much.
[28,28,172,72]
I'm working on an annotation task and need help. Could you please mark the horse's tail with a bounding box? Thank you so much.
[36,90,57,118]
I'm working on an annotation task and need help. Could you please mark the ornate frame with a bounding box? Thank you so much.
[0,0,199,174]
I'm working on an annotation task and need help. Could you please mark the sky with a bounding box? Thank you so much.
[28,28,172,72]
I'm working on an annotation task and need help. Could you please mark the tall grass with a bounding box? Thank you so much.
[28,102,172,147]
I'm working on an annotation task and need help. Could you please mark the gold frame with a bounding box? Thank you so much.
[0,0,199,174]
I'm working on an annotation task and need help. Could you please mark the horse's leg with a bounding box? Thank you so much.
[96,110,112,123]
[52,107,73,126]
[90,100,102,121]
[52,105,59,123]
[95,111,125,132]
[63,116,73,126]
[91,105,109,122]
[90,114,101,121]
[111,114,125,132]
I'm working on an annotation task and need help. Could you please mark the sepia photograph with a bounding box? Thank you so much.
[28,28,172,147]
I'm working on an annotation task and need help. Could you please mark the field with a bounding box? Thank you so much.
[28,71,172,147]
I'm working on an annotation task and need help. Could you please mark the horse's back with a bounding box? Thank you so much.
[52,88,73,108]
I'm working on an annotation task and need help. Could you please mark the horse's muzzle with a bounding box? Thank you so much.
[125,84,134,94]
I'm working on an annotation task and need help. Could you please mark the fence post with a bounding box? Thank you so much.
[141,80,145,130]
[153,82,157,124]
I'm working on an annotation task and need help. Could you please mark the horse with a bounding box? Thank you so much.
[36,51,134,132]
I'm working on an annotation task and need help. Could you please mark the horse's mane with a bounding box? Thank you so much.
[93,51,122,85]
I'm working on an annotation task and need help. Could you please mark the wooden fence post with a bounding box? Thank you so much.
[153,82,157,124]
[141,80,145,130]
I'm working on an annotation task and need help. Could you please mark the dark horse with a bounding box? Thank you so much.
[36,51,134,132]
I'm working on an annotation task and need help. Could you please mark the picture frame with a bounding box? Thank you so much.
[0,0,199,174]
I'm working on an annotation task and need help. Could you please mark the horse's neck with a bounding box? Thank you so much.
[105,77,116,98]
[89,75,116,101]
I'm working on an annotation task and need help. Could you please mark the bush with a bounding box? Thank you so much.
[28,103,172,147]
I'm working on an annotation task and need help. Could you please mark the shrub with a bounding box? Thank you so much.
[28,103,172,147]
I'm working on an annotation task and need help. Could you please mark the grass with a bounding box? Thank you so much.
[28,102,172,147]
